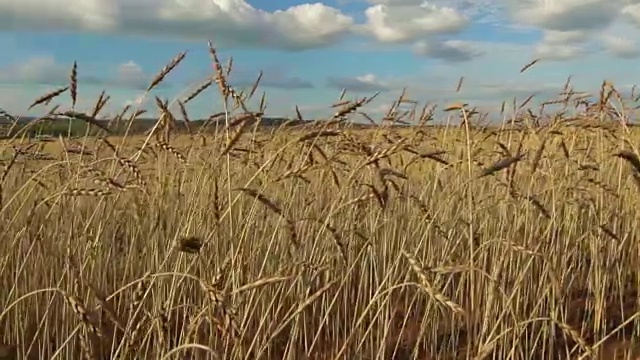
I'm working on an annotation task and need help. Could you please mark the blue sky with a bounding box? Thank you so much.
[1,0,640,121]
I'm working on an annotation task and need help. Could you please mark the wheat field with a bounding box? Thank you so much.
[0,45,640,360]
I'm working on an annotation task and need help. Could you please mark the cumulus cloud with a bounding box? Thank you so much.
[0,56,155,89]
[361,1,467,43]
[517,3,640,62]
[6,0,640,119]
[0,0,118,31]
[0,0,353,50]
[113,61,152,89]
[413,40,482,62]
[534,42,585,61]
[326,74,391,92]
[621,3,640,26]
[508,0,620,32]
[543,29,588,44]
[367,0,423,5]
[423,0,637,38]
[393,0,509,26]
[0,56,71,85]
[531,30,588,61]
[601,35,640,58]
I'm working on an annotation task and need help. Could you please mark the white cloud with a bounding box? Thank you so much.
[368,0,505,21]
[6,0,640,121]
[0,0,117,31]
[4,0,634,55]
[361,2,467,43]
[375,40,624,113]
[508,0,620,31]
[420,0,637,36]
[413,39,482,62]
[473,1,640,62]
[327,73,391,92]
[529,29,588,61]
[622,3,640,25]
[542,29,588,44]
[366,0,424,5]
[534,42,586,61]
[0,0,354,50]
[601,35,640,58]
[268,3,353,48]
[0,56,66,85]
[114,61,151,89]
[0,56,156,90]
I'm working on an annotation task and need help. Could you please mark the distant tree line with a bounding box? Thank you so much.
[0,116,306,139]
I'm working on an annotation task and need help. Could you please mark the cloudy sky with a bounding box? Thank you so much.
[1,0,640,120]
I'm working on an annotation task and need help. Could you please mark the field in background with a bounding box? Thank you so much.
[1,46,640,360]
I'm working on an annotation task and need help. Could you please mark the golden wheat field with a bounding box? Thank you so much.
[2,46,640,360]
